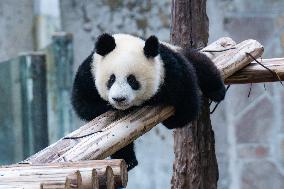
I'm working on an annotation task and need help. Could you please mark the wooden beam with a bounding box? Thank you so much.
[24,106,174,163]
[201,38,264,79]
[225,58,284,84]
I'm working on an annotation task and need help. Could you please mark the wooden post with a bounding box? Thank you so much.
[171,0,218,189]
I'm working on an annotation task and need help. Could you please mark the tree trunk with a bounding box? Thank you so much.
[171,1,219,189]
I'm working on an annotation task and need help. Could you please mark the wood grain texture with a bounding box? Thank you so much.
[170,0,218,188]
[225,58,284,84]
[2,160,127,188]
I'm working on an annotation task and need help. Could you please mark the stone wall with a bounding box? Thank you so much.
[60,0,284,188]
[208,0,284,189]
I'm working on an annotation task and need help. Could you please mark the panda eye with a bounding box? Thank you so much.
[127,74,140,90]
[107,74,116,89]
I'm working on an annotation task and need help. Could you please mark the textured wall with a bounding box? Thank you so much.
[208,0,284,189]
[60,0,171,70]
[60,0,284,188]
[0,0,34,62]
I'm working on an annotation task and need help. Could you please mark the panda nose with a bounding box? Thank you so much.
[112,97,126,103]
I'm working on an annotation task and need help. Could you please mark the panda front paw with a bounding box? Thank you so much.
[206,85,226,102]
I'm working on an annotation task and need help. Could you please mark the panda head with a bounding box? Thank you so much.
[92,33,164,110]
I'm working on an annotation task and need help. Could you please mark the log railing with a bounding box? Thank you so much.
[0,160,127,189]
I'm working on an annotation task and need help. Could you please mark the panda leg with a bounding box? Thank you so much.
[181,48,226,102]
[111,142,138,171]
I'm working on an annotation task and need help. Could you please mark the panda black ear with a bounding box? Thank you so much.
[95,33,116,56]
[144,35,159,58]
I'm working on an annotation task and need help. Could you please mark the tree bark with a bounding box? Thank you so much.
[171,0,218,189]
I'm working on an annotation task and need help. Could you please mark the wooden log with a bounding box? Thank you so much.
[80,169,99,189]
[97,166,115,189]
[201,38,264,79]
[24,105,174,162]
[1,160,127,188]
[0,171,81,189]
[24,111,117,163]
[225,58,284,84]
[65,171,82,189]
[201,37,237,59]
[40,182,65,189]
[0,184,40,189]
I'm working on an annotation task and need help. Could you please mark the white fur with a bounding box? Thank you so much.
[92,34,165,110]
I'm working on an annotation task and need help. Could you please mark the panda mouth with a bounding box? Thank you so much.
[112,102,131,110]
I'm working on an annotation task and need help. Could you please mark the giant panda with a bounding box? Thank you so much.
[71,33,226,170]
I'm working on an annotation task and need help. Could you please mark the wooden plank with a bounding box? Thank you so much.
[45,32,75,143]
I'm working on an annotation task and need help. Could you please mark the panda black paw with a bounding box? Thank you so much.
[126,158,138,171]
[162,118,189,129]
[206,85,226,102]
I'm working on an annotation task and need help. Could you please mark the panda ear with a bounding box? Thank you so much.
[95,33,116,56]
[144,35,159,58]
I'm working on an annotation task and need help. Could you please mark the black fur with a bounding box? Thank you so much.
[107,74,116,89]
[95,33,116,56]
[181,48,226,102]
[127,74,140,90]
[110,142,138,171]
[71,52,111,121]
[146,44,201,129]
[144,36,159,58]
[71,35,226,170]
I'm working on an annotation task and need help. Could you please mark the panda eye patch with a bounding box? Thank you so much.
[127,74,140,90]
[107,74,116,89]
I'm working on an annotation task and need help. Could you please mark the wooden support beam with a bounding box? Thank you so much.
[24,106,174,163]
[201,38,264,79]
[225,58,284,84]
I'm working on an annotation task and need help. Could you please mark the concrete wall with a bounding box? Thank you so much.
[0,0,34,62]
[60,0,284,188]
